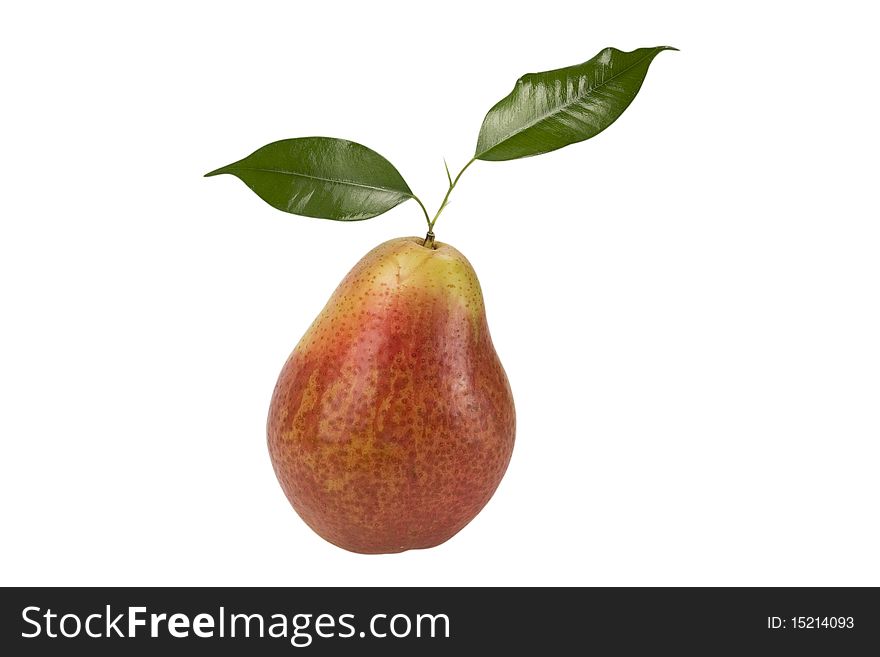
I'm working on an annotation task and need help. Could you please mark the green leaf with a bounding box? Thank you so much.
[475,46,677,161]
[205,137,414,221]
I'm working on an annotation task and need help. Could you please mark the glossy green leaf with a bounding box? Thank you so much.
[205,137,414,221]
[475,46,676,161]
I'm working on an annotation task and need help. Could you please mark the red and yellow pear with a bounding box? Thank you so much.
[267,237,515,553]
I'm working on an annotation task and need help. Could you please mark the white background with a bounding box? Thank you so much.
[1,1,878,586]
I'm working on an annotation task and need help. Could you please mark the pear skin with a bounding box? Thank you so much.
[267,237,515,553]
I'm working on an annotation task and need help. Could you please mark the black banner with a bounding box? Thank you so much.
[1,587,876,654]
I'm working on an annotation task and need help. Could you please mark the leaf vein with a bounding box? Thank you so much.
[229,166,411,197]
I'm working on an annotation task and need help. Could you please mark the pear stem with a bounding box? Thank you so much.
[423,231,436,249]
[428,157,476,233]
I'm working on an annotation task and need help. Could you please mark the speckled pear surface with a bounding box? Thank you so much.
[267,237,515,553]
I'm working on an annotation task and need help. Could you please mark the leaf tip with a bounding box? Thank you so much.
[204,166,228,178]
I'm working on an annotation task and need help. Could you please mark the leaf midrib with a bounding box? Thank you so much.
[477,48,660,158]
[228,165,412,197]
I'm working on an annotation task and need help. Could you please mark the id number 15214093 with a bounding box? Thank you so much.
[768,617,854,630]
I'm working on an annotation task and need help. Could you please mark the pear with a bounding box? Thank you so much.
[267,237,515,553]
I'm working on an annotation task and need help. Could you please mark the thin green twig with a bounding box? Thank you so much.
[412,194,432,229]
[429,157,476,231]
